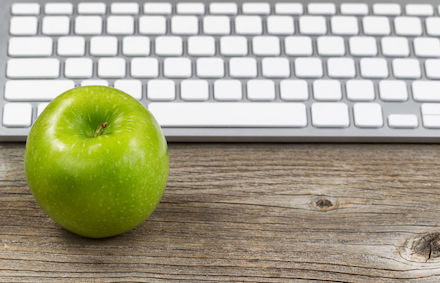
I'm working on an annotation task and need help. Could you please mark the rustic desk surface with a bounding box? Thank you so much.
[1,143,440,282]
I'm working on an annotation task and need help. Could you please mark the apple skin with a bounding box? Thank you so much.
[25,86,169,238]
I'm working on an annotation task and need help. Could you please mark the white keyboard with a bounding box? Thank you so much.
[2,0,440,142]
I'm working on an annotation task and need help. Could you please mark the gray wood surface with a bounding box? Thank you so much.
[2,143,440,282]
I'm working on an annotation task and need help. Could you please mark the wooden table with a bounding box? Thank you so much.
[2,142,440,282]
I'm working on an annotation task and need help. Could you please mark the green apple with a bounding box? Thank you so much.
[25,86,169,238]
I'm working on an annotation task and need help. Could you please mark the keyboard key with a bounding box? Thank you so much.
[252,36,280,56]
[147,80,175,101]
[419,115,439,128]
[42,16,70,35]
[394,17,422,36]
[131,58,158,78]
[423,116,440,128]
[349,36,377,56]
[188,36,215,56]
[3,103,32,127]
[423,106,440,127]
[111,2,139,14]
[148,103,307,127]
[90,36,118,56]
[353,103,383,128]
[123,36,150,56]
[45,3,73,14]
[280,80,308,101]
[313,80,341,101]
[144,3,172,14]
[58,36,85,56]
[210,3,238,14]
[38,103,49,116]
[413,81,440,101]
[346,80,375,101]
[392,59,421,79]
[65,58,93,78]
[317,36,345,56]
[262,58,290,78]
[388,114,418,129]
[139,16,166,34]
[360,58,388,78]
[107,16,134,34]
[421,104,440,115]
[308,3,335,15]
[379,80,408,101]
[311,103,349,128]
[114,80,142,100]
[267,16,294,35]
[10,17,38,35]
[285,36,313,56]
[247,80,275,101]
[424,103,440,120]
[98,58,126,78]
[229,57,257,78]
[11,3,40,15]
[75,16,102,34]
[275,3,303,15]
[204,16,230,34]
[196,58,224,78]
[235,16,262,34]
[172,16,198,34]
[327,58,356,78]
[299,16,326,35]
[381,37,410,57]
[177,3,205,14]
[164,58,191,78]
[331,16,359,35]
[7,58,59,78]
[220,36,248,56]
[426,17,440,36]
[294,58,323,78]
[5,80,74,101]
[155,36,183,56]
[78,2,106,14]
[81,80,108,86]
[363,17,390,35]
[8,37,52,56]
[214,80,242,101]
[340,3,368,15]
[406,4,433,16]
[242,3,270,14]
[425,59,440,79]
[373,3,401,15]
[414,38,440,57]
[181,80,209,101]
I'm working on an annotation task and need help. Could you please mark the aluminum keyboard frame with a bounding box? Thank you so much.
[1,0,440,142]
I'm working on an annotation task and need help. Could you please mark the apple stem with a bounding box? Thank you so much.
[94,122,108,137]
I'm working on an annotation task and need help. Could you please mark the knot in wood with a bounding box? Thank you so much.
[310,196,339,212]
[413,232,440,261]
[315,198,333,208]
[400,232,440,263]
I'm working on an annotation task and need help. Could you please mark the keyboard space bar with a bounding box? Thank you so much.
[148,102,307,127]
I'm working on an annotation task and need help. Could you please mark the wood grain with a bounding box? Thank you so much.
[2,143,440,282]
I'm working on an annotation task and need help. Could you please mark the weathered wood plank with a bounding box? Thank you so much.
[1,143,440,282]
